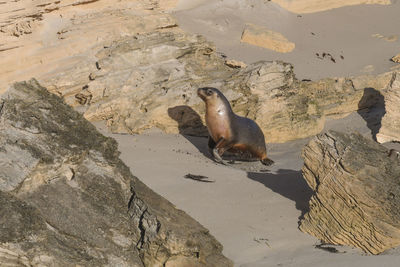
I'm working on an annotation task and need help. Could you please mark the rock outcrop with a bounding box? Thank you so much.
[0,80,232,266]
[240,23,295,53]
[391,53,400,63]
[46,31,234,135]
[300,131,400,254]
[222,63,393,143]
[0,0,179,93]
[270,0,391,14]
[377,72,400,143]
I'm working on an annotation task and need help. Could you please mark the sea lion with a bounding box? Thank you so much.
[197,87,274,166]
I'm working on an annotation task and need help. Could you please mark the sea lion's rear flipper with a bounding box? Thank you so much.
[212,148,227,165]
[261,157,274,166]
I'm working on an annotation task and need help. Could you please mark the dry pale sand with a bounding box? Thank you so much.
[173,0,400,80]
[95,112,400,266]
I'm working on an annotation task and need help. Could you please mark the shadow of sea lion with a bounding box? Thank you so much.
[167,105,208,137]
[357,87,385,141]
[168,105,210,157]
[247,169,313,220]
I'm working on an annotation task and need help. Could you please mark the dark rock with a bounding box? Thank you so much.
[0,80,232,266]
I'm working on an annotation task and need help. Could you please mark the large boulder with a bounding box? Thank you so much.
[376,72,400,143]
[0,80,232,266]
[46,31,234,136]
[300,131,400,254]
[222,62,393,142]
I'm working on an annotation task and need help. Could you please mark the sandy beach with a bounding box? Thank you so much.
[173,0,400,80]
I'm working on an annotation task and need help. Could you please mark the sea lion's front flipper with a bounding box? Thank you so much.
[212,137,232,165]
[212,148,226,165]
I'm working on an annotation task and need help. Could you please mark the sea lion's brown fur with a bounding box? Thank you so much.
[197,87,274,165]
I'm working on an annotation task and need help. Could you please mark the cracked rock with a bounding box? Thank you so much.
[300,131,400,254]
[0,80,232,266]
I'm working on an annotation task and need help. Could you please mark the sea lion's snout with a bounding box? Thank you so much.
[197,87,215,100]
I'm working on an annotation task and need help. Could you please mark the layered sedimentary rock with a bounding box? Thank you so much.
[300,131,400,254]
[0,80,232,266]
[223,63,393,143]
[0,0,179,92]
[240,23,295,53]
[377,72,400,143]
[270,0,391,14]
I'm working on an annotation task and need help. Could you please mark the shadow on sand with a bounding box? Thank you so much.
[247,169,313,220]
[357,87,386,141]
[168,105,210,157]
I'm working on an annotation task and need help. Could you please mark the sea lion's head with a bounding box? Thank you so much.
[197,87,227,102]
[197,87,232,114]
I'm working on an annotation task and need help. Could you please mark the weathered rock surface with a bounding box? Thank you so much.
[240,23,295,53]
[225,59,247,69]
[222,63,394,143]
[270,0,391,14]
[300,131,400,254]
[372,33,398,42]
[391,53,400,63]
[0,80,232,266]
[377,72,400,143]
[0,0,179,92]
[46,31,235,135]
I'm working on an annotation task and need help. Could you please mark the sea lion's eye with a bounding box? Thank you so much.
[206,89,213,96]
